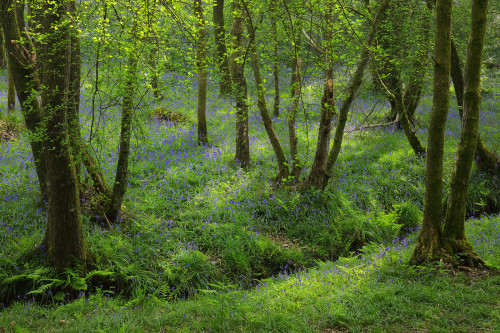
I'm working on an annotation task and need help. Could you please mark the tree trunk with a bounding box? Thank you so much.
[230,0,250,168]
[450,39,500,177]
[149,41,162,101]
[7,58,15,112]
[411,0,453,265]
[0,0,49,202]
[195,0,208,145]
[105,48,137,223]
[272,0,280,117]
[37,0,87,272]
[323,0,389,188]
[67,0,82,186]
[289,56,302,180]
[213,0,231,96]
[307,80,335,190]
[0,27,5,69]
[443,0,488,268]
[245,11,289,181]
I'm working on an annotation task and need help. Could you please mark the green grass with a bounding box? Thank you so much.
[0,214,498,332]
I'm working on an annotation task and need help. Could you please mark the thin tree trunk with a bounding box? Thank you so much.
[38,0,87,272]
[245,11,289,181]
[230,0,250,168]
[411,0,453,265]
[0,26,4,68]
[149,41,162,100]
[289,56,302,180]
[7,59,15,112]
[0,0,49,202]
[105,49,137,223]
[213,0,231,96]
[443,0,488,268]
[195,0,208,145]
[323,0,389,188]
[450,39,500,177]
[272,0,280,117]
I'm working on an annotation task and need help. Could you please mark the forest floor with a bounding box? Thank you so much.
[0,70,499,332]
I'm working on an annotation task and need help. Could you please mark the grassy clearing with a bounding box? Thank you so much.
[1,68,500,332]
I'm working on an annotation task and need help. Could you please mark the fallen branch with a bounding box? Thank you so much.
[346,120,398,134]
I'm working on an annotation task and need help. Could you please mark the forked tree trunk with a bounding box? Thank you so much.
[322,0,389,189]
[195,0,208,145]
[230,0,250,168]
[443,0,488,268]
[213,0,232,96]
[105,49,137,223]
[37,0,87,272]
[245,11,289,181]
[450,39,500,177]
[0,0,49,202]
[411,0,453,265]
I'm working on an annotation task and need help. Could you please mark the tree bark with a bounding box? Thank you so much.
[7,58,15,112]
[450,39,500,177]
[0,26,4,69]
[323,0,389,189]
[245,10,289,181]
[443,0,488,268]
[195,0,208,145]
[271,0,280,117]
[411,0,453,264]
[0,0,49,202]
[230,0,250,168]
[37,0,87,272]
[105,47,137,223]
[213,0,231,96]
[289,56,302,180]
[67,0,82,186]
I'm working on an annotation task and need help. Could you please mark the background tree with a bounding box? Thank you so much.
[195,0,208,145]
[231,0,250,168]
[213,0,231,96]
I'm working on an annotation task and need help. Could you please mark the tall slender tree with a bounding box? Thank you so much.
[230,0,250,168]
[194,0,208,145]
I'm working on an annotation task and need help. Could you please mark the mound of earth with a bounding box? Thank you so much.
[0,117,21,142]
[152,107,191,124]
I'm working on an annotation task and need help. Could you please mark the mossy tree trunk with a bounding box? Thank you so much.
[195,0,208,145]
[213,0,231,96]
[450,39,500,177]
[245,9,289,181]
[36,0,87,272]
[442,0,488,268]
[230,0,250,168]
[67,0,82,186]
[289,55,302,180]
[0,0,49,202]
[411,0,453,264]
